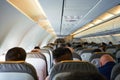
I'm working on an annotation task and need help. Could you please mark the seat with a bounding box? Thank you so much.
[80,49,94,61]
[26,52,48,80]
[111,63,120,80]
[89,52,116,67]
[90,52,116,61]
[105,46,117,55]
[0,61,38,80]
[75,48,83,55]
[89,52,105,67]
[115,49,120,63]
[114,74,120,80]
[49,61,98,80]
[90,58,100,68]
[40,49,53,73]
[72,52,82,60]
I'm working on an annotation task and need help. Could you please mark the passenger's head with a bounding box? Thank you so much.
[34,46,40,49]
[6,47,26,61]
[31,46,41,52]
[100,54,115,66]
[60,43,66,47]
[66,43,71,47]
[100,42,107,52]
[53,47,73,64]
[54,71,106,80]
[109,41,113,45]
[93,48,102,53]
[59,43,74,53]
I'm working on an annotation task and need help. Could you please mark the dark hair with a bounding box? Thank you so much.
[34,46,40,49]
[55,71,106,80]
[53,47,73,62]
[66,43,71,47]
[60,43,66,47]
[93,48,102,53]
[6,47,26,61]
[109,41,113,44]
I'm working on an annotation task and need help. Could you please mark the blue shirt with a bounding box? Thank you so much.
[98,62,116,80]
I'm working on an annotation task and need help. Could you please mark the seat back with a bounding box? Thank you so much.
[111,63,120,80]
[115,74,120,80]
[106,46,117,55]
[72,52,81,60]
[90,52,116,61]
[115,49,120,63]
[49,61,98,80]
[80,49,94,61]
[74,47,83,55]
[26,52,47,80]
[0,61,38,80]
[89,53,105,67]
[90,52,116,67]
[90,58,100,68]
[40,49,53,73]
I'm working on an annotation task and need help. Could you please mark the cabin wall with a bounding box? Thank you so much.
[0,1,55,54]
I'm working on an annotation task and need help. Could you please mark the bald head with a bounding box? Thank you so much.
[100,54,115,66]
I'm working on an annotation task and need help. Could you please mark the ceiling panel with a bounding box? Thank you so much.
[39,0,63,35]
[39,0,120,37]
[61,0,100,35]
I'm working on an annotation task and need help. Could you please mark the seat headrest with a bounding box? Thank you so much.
[53,71,106,80]
[49,61,98,80]
[91,58,100,67]
[27,52,46,61]
[0,61,38,80]
[90,52,116,61]
[81,49,94,54]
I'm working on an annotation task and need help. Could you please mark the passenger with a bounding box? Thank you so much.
[98,54,116,80]
[31,46,41,52]
[65,43,74,53]
[67,43,81,60]
[74,44,83,50]
[83,42,89,48]
[45,47,73,80]
[54,71,106,80]
[108,41,113,46]
[92,48,102,53]
[100,42,107,52]
[59,43,73,52]
[60,43,81,60]
[5,47,26,61]
[59,43,66,48]
[52,47,73,64]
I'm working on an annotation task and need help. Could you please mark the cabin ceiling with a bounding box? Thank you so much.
[0,0,120,53]
[2,0,120,38]
[39,0,120,37]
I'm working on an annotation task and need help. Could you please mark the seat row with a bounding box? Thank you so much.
[0,48,53,80]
